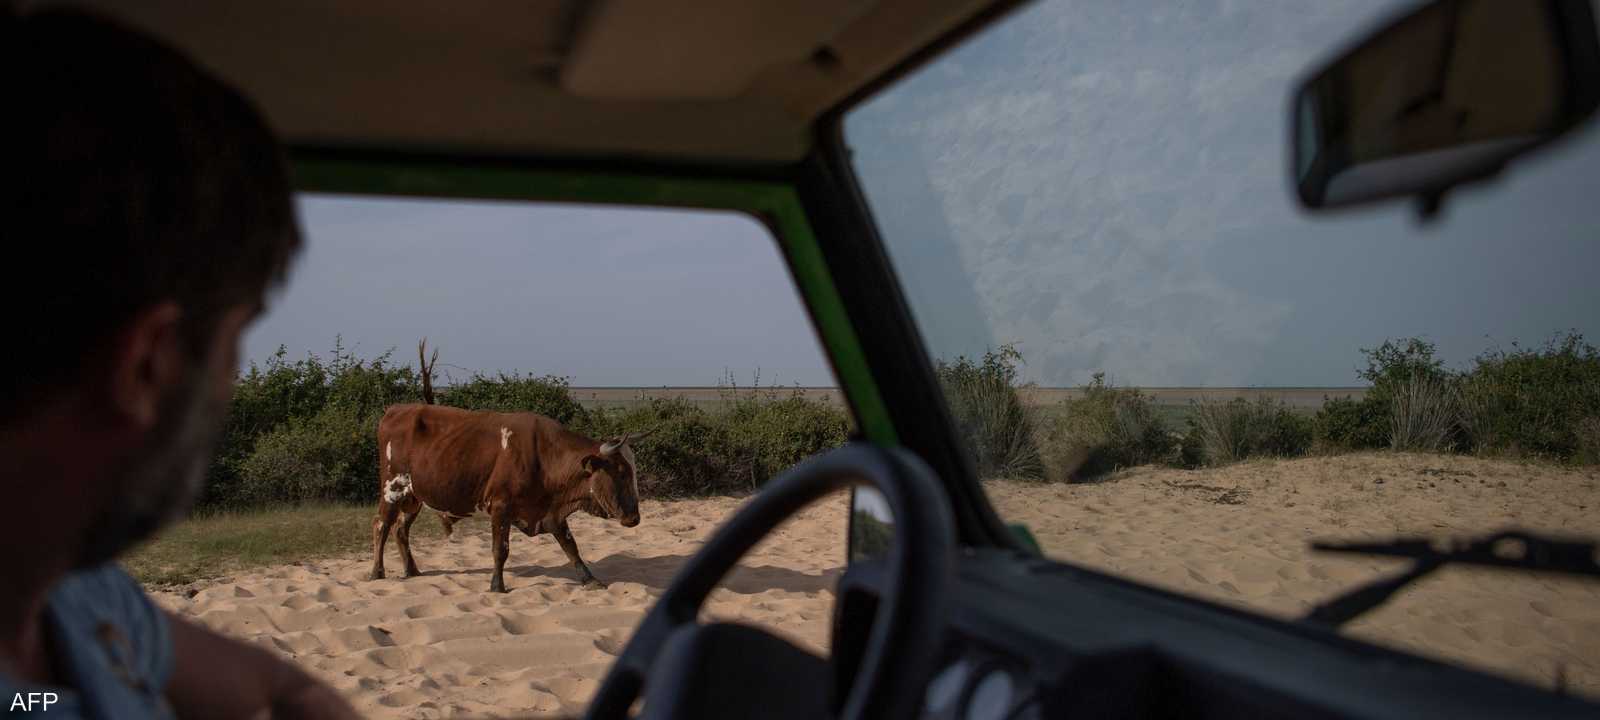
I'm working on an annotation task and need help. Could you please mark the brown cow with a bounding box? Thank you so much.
[369,402,649,592]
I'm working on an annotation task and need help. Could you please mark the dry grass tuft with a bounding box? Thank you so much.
[1389,372,1462,452]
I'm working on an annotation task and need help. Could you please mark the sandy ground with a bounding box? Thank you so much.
[155,452,1600,717]
[988,452,1600,697]
[153,494,848,719]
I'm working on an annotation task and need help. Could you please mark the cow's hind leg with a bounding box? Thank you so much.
[394,497,424,578]
[488,507,512,593]
[369,499,401,581]
[552,518,602,588]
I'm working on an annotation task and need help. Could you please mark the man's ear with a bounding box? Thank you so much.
[108,302,184,430]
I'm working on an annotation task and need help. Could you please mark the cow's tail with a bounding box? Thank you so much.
[418,337,438,405]
[416,337,458,538]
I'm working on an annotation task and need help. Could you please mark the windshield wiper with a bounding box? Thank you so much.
[1302,529,1600,628]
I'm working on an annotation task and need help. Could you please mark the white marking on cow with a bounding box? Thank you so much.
[620,443,640,499]
[384,474,413,503]
[386,441,392,461]
[501,427,512,449]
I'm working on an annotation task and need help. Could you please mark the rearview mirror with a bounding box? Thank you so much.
[1291,0,1600,217]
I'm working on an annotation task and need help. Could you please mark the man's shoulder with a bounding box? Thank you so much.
[50,564,161,629]
[0,565,177,718]
[52,563,145,605]
[48,563,175,696]
[49,562,166,640]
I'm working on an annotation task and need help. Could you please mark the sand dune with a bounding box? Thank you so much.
[155,452,1600,717]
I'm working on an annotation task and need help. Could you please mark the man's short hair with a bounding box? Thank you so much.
[1,9,302,420]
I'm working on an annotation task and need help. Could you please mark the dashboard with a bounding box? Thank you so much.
[919,640,1039,720]
[832,548,1599,720]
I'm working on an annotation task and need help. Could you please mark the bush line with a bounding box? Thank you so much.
[209,331,1599,510]
[942,332,1599,483]
[205,343,849,511]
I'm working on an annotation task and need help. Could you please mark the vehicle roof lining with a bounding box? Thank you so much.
[25,0,998,165]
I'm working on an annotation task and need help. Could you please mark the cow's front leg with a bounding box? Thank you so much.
[552,518,602,588]
[489,507,512,593]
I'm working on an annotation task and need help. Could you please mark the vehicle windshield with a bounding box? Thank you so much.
[136,196,850,717]
[845,0,1600,698]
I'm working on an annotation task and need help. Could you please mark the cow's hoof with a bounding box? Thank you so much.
[403,570,422,579]
[489,582,507,594]
[368,569,385,581]
[580,577,605,589]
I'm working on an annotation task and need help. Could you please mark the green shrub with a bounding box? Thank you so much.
[1039,373,1171,481]
[936,345,1043,480]
[1578,416,1600,465]
[439,371,587,425]
[1308,337,1453,454]
[582,398,742,497]
[850,510,895,558]
[234,405,379,507]
[729,396,851,486]
[1360,337,1450,391]
[581,391,850,496]
[204,340,421,510]
[1185,397,1312,466]
[1305,332,1599,464]
[1176,425,1207,468]
[1459,331,1600,462]
[324,347,421,417]
[1312,395,1387,451]
[1304,338,1450,453]
[208,347,334,505]
[944,374,1042,479]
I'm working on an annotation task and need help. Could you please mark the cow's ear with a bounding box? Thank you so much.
[580,455,601,475]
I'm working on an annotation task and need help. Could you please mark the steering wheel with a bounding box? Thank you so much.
[584,443,956,720]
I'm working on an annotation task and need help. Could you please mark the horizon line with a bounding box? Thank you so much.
[563,385,1374,391]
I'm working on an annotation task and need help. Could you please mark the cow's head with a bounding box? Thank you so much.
[580,429,653,527]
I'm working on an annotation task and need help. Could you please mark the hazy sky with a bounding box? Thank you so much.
[250,0,1600,388]
[245,198,835,387]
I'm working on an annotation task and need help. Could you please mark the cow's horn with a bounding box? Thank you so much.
[625,428,657,444]
[599,438,622,456]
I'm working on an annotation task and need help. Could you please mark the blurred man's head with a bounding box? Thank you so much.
[1,9,301,566]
